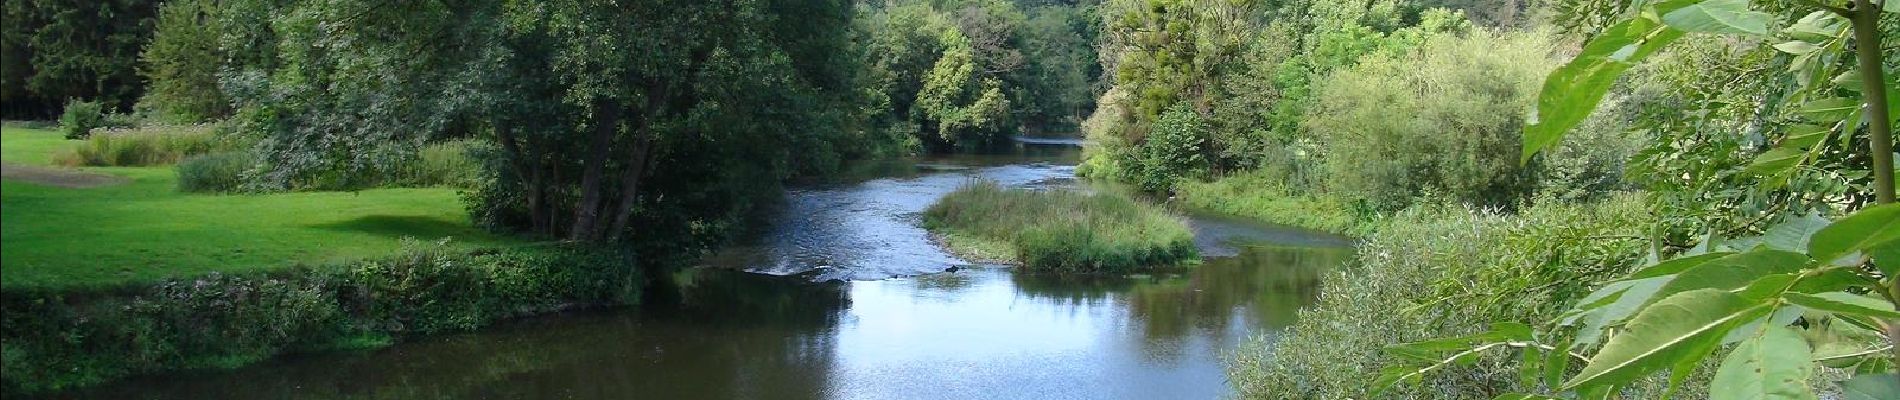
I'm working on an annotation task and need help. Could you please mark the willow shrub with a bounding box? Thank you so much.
[1230,195,1661,399]
[0,242,640,395]
[922,181,1197,273]
[1305,29,1556,212]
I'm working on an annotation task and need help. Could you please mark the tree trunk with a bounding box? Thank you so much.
[570,99,621,242]
[1848,0,1897,382]
[606,134,655,242]
[491,119,551,235]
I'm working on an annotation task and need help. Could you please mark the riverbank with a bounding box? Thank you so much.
[0,126,640,395]
[1172,170,1700,397]
[1,243,642,395]
[922,181,1197,273]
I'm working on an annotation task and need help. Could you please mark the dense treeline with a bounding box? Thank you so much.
[859,0,1106,151]
[1,0,160,118]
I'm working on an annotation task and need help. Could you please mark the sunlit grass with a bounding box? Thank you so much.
[1,127,518,289]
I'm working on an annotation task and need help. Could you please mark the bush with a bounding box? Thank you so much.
[0,242,640,395]
[1129,103,1209,193]
[176,151,253,193]
[58,99,105,139]
[1305,29,1556,212]
[1228,196,1673,399]
[922,181,1198,273]
[54,124,228,166]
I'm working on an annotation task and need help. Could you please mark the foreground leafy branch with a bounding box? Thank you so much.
[1380,0,1900,398]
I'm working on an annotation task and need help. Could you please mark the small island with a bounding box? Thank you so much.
[922,181,1198,273]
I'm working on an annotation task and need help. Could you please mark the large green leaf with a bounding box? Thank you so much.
[1630,252,1733,279]
[1784,292,1900,319]
[1710,326,1818,400]
[1522,2,1693,163]
[1652,249,1808,302]
[1563,289,1774,389]
[1494,395,1561,400]
[1660,0,1772,36]
[1888,0,1899,13]
[1808,203,1900,264]
[1727,214,1831,252]
[1744,147,1806,177]
[1839,373,1900,400]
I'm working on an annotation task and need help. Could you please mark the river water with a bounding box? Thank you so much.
[55,141,1353,399]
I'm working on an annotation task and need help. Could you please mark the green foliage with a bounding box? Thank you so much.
[54,124,228,166]
[922,181,1198,273]
[1308,28,1554,211]
[138,0,229,123]
[0,0,160,118]
[1130,103,1208,192]
[1173,171,1369,235]
[1231,196,1653,399]
[0,242,641,395]
[175,151,253,193]
[58,99,105,139]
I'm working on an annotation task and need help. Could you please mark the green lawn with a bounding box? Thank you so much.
[2,127,521,289]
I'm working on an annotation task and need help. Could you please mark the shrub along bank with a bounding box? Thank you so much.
[1224,195,1696,399]
[922,181,1198,273]
[0,242,643,395]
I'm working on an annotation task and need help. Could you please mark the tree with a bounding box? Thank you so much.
[139,0,230,123]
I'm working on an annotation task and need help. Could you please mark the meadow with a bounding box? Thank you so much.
[0,127,511,289]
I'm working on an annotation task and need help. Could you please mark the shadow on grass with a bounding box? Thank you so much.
[311,215,472,238]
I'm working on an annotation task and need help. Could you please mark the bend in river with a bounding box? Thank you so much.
[53,141,1354,400]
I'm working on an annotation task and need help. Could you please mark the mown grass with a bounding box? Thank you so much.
[0,127,515,289]
[922,181,1197,273]
[1173,171,1371,236]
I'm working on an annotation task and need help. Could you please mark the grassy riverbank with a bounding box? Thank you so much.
[923,181,1197,273]
[1,127,511,289]
[1173,171,1372,236]
[0,126,636,395]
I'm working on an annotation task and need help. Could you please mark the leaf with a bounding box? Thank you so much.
[1888,0,1899,14]
[1565,276,1671,345]
[1710,326,1818,400]
[1727,214,1830,252]
[1660,0,1772,36]
[1652,249,1808,302]
[1873,240,1898,276]
[1784,11,1845,40]
[1544,337,1572,388]
[1784,292,1900,319]
[1797,98,1861,121]
[1839,373,1900,400]
[1630,252,1733,279]
[1563,289,1773,389]
[1522,1,1692,163]
[1744,147,1806,177]
[1494,394,1561,400]
[1778,124,1832,150]
[1773,41,1822,54]
[1808,203,1900,265]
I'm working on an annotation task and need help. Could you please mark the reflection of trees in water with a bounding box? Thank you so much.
[65,269,851,400]
[1010,244,1342,363]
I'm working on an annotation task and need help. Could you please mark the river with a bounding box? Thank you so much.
[55,140,1352,399]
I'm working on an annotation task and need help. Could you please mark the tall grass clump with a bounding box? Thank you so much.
[175,151,254,193]
[922,181,1197,273]
[54,124,229,166]
[389,139,484,188]
[1227,195,1677,399]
